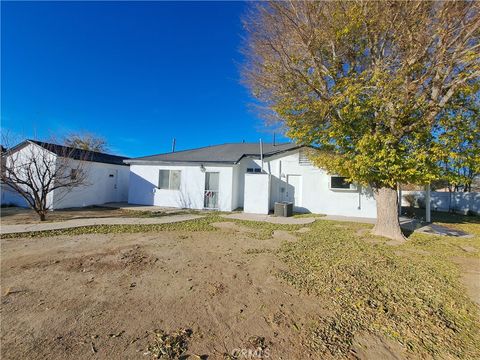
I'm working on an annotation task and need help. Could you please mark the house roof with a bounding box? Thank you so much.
[12,140,129,166]
[126,142,302,164]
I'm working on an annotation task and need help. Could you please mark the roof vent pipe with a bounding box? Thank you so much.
[260,138,264,172]
[171,138,176,153]
[273,133,276,146]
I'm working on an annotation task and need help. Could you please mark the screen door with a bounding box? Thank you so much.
[204,172,219,209]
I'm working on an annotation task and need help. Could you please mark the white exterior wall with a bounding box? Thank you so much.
[1,142,129,209]
[244,173,270,214]
[52,159,129,209]
[231,164,242,210]
[128,163,234,211]
[127,148,377,218]
[1,143,56,208]
[239,150,377,218]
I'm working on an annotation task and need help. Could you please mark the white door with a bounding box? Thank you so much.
[285,175,302,207]
[106,169,119,202]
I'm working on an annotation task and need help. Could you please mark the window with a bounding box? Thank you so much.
[330,176,356,190]
[246,168,261,173]
[158,170,181,190]
[70,169,78,180]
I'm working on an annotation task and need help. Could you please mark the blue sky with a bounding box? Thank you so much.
[1,1,286,157]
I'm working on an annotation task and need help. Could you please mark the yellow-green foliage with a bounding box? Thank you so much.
[278,219,480,358]
[243,1,479,189]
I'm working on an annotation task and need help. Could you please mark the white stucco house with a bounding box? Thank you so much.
[125,143,377,218]
[1,140,130,209]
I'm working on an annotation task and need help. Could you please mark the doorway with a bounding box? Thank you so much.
[204,172,219,209]
[106,169,119,202]
[284,175,302,208]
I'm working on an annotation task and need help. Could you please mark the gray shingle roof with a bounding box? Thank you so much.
[126,143,301,164]
[28,140,129,166]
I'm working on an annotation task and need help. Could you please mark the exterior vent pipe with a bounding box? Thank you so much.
[260,138,264,172]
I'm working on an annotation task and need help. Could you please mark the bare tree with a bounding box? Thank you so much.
[63,132,108,152]
[1,138,89,221]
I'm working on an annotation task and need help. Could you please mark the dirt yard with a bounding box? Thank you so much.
[1,215,479,359]
[1,223,325,359]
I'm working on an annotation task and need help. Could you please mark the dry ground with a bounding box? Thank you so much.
[1,213,479,359]
[1,223,324,359]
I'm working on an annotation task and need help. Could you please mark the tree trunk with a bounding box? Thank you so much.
[39,212,46,221]
[372,187,406,241]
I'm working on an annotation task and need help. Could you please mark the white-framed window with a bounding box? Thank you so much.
[246,168,261,173]
[158,170,181,190]
[329,176,357,190]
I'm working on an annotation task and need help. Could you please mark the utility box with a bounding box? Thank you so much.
[274,201,293,217]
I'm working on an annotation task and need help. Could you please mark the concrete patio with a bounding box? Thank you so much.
[102,202,182,212]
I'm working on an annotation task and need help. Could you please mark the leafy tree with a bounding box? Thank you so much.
[64,132,108,152]
[243,1,479,240]
[437,88,480,194]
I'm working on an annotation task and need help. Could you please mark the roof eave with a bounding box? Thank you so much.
[124,159,237,166]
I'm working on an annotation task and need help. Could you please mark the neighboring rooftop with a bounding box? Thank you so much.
[13,140,129,166]
[126,142,301,164]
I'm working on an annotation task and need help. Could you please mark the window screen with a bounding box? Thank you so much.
[330,176,351,189]
[158,170,181,190]
[205,172,219,191]
[170,170,181,190]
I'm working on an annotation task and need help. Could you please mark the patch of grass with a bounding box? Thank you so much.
[125,209,210,218]
[2,211,313,240]
[146,328,193,359]
[1,213,307,240]
[1,215,224,239]
[228,219,306,239]
[244,248,274,255]
[404,232,480,258]
[408,209,480,236]
[278,220,480,358]
[293,212,326,218]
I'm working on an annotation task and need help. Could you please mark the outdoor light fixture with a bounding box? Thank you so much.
[200,164,206,172]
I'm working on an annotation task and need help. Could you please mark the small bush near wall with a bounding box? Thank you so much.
[403,194,417,208]
[417,197,426,209]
